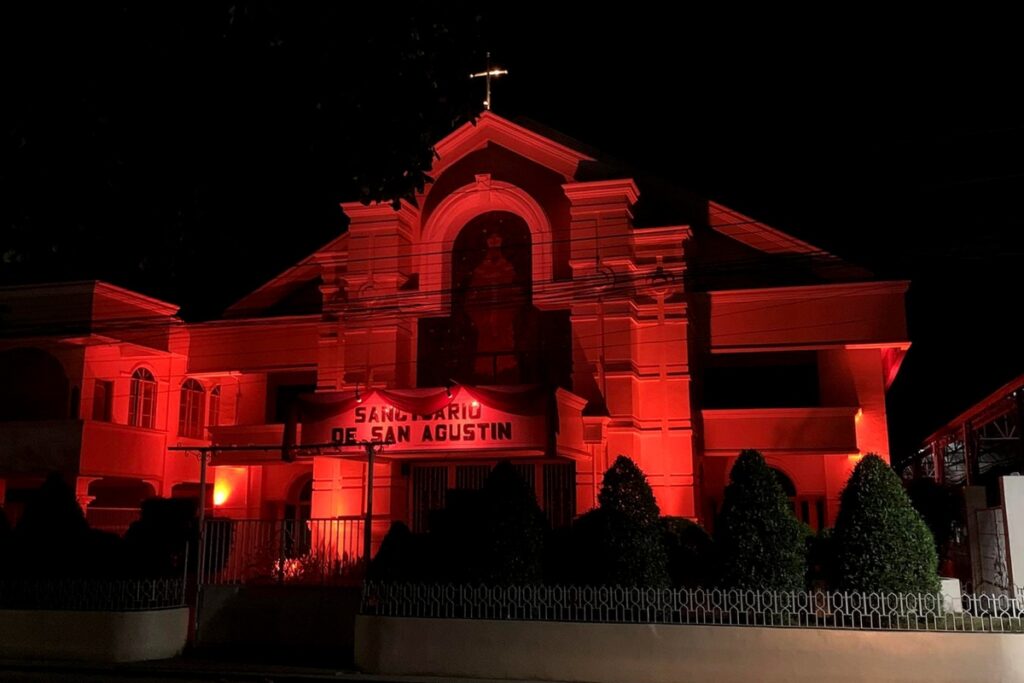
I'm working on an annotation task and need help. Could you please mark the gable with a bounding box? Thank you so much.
[428,111,594,182]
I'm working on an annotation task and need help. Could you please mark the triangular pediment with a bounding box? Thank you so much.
[431,111,594,181]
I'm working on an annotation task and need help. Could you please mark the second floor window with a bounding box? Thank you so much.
[208,385,221,427]
[178,378,205,439]
[92,380,113,422]
[128,368,157,429]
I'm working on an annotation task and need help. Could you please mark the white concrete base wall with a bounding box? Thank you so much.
[357,615,1024,683]
[0,607,189,662]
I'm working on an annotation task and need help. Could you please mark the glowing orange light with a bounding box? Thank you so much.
[471,400,479,408]
[213,484,229,506]
[855,408,863,422]
[848,453,864,462]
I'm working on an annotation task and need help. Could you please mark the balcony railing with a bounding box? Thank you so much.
[702,407,859,456]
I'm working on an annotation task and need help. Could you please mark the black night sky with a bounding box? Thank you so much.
[3,4,1022,465]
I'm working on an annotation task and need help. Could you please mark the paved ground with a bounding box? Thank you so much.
[0,659,543,683]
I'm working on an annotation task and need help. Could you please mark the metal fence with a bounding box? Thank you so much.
[200,517,378,585]
[0,577,186,611]
[361,582,1024,633]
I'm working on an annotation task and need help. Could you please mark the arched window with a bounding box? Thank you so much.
[178,378,205,439]
[128,368,157,429]
[208,385,222,428]
[771,467,826,530]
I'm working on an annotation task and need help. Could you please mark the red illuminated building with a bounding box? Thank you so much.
[0,113,909,537]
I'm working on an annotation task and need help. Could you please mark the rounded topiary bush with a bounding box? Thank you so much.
[833,454,939,593]
[715,450,807,590]
[570,455,669,587]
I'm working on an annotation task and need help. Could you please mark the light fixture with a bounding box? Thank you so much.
[445,379,453,399]
[355,383,362,403]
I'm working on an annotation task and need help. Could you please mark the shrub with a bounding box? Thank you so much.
[571,455,669,587]
[426,487,484,583]
[599,455,662,527]
[477,460,547,584]
[370,521,427,582]
[715,450,806,590]
[123,497,198,577]
[833,454,940,593]
[8,473,125,578]
[661,517,715,588]
[805,527,835,589]
[543,525,575,584]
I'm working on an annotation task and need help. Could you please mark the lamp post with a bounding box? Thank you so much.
[359,438,387,570]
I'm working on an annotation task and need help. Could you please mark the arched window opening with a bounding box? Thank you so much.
[208,385,222,428]
[178,378,205,439]
[128,368,157,429]
[770,467,827,531]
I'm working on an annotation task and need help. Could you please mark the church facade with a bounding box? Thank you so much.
[0,113,909,540]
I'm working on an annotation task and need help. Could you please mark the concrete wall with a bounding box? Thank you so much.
[357,615,1024,683]
[0,608,188,662]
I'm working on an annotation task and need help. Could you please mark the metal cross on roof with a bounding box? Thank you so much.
[469,52,508,111]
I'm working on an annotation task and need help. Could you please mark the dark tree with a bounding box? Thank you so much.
[9,473,124,578]
[571,455,669,587]
[428,487,485,583]
[715,450,806,590]
[833,454,939,593]
[598,455,662,527]
[369,521,427,582]
[805,528,835,589]
[123,497,198,577]
[661,517,715,588]
[477,460,547,585]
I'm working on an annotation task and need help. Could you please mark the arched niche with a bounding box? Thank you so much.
[419,177,552,311]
